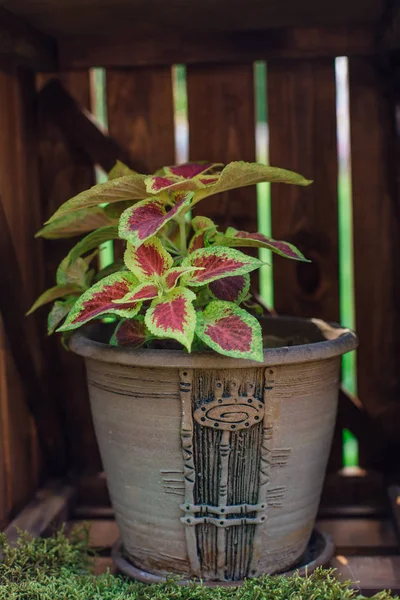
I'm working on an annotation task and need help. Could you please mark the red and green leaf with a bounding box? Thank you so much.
[182,246,263,286]
[36,206,113,239]
[191,215,216,233]
[165,162,220,178]
[47,173,148,224]
[188,230,209,253]
[124,238,173,280]
[26,284,82,315]
[192,161,313,205]
[188,226,217,254]
[145,287,196,351]
[110,317,148,347]
[196,301,263,361]
[163,267,204,291]
[209,273,250,304]
[217,227,309,261]
[113,282,159,303]
[119,193,193,247]
[47,297,77,334]
[57,272,141,331]
[145,163,221,194]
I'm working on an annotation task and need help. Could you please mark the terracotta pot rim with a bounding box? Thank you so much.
[69,315,357,369]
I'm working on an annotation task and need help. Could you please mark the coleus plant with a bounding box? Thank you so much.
[29,161,311,361]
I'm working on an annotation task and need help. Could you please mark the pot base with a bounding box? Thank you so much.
[112,529,334,586]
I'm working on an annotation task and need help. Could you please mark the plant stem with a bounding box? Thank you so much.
[179,218,187,254]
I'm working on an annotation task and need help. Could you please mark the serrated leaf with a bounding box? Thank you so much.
[165,162,220,178]
[64,226,120,268]
[145,287,196,351]
[47,297,77,334]
[192,161,312,205]
[188,227,216,253]
[217,228,309,261]
[191,215,217,233]
[164,267,203,290]
[124,238,173,280]
[196,301,263,361]
[119,193,193,247]
[110,317,148,347]
[182,246,263,286]
[145,163,221,194]
[56,257,90,288]
[46,173,148,224]
[113,282,159,303]
[56,245,99,288]
[57,272,141,331]
[103,200,134,220]
[108,160,137,180]
[36,206,113,239]
[209,273,250,303]
[26,284,82,315]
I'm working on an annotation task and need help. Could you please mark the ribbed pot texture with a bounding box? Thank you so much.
[70,316,357,582]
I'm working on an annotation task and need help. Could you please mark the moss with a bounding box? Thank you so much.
[0,528,397,600]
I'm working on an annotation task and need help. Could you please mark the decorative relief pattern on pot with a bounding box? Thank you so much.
[177,367,290,581]
[160,469,185,497]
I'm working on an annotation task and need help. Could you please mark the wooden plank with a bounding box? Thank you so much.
[0,195,67,475]
[0,318,10,527]
[38,78,134,173]
[268,59,340,468]
[68,519,119,550]
[0,64,52,518]
[330,555,400,595]
[318,519,398,554]
[0,7,56,69]
[93,557,116,575]
[74,472,111,508]
[60,25,376,69]
[268,58,339,321]
[3,1,383,37]
[4,482,75,545]
[37,71,102,474]
[319,471,386,516]
[349,58,400,460]
[106,66,175,173]
[388,485,400,548]
[187,63,257,232]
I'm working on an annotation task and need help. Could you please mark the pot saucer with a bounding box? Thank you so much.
[112,528,335,586]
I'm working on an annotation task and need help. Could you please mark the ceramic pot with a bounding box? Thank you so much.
[70,316,357,582]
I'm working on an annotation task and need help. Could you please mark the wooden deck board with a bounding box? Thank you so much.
[66,514,400,594]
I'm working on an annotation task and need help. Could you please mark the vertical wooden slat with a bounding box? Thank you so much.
[0,64,44,520]
[268,59,341,468]
[268,59,340,321]
[187,64,257,233]
[106,67,175,173]
[349,58,400,464]
[37,71,101,473]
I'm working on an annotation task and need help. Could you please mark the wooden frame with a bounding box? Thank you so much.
[0,2,399,590]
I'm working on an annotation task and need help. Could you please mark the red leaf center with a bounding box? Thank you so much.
[73,280,132,324]
[206,315,252,352]
[152,296,188,334]
[191,253,245,282]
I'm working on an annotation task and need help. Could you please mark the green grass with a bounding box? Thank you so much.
[0,529,396,599]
